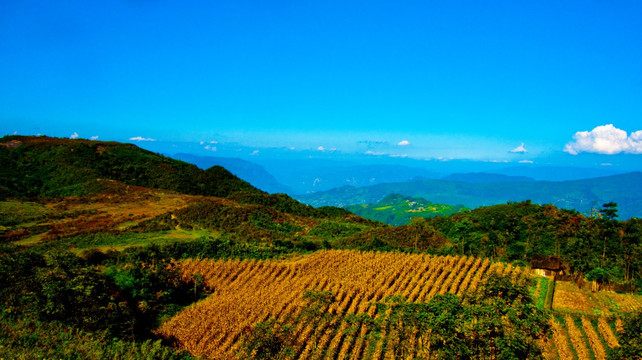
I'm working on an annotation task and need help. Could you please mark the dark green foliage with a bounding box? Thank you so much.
[35,252,134,336]
[105,258,206,335]
[0,248,46,315]
[229,191,353,219]
[309,220,367,239]
[239,318,297,360]
[0,245,209,344]
[0,316,194,360]
[0,249,133,337]
[608,311,642,359]
[114,237,297,263]
[344,217,450,252]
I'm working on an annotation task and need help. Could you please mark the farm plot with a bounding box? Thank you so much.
[157,250,514,359]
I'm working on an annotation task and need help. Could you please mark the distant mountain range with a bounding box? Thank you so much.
[296,172,642,219]
[441,172,534,183]
[171,153,292,194]
[258,161,441,194]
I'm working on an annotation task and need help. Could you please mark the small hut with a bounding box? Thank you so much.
[530,255,565,277]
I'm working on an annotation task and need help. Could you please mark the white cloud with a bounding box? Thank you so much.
[509,143,527,153]
[365,150,386,156]
[250,150,259,156]
[129,136,156,142]
[200,141,204,145]
[397,140,411,146]
[13,130,17,135]
[204,145,217,151]
[601,163,613,166]
[564,124,642,155]
[70,132,79,139]
[358,140,388,145]
[518,160,534,164]
[390,154,408,158]
[317,146,325,151]
[90,135,99,140]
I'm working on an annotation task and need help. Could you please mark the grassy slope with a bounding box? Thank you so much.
[344,193,468,225]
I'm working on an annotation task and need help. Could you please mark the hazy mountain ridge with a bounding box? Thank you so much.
[442,172,535,183]
[258,160,441,193]
[171,153,292,194]
[297,172,642,219]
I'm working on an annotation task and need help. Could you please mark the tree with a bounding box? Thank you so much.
[598,202,620,270]
[600,202,619,220]
[621,219,642,287]
[608,311,642,360]
[239,319,296,360]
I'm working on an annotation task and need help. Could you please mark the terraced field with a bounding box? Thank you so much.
[158,250,642,359]
[158,250,516,359]
[553,280,642,316]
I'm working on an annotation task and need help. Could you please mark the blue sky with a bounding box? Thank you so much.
[1,1,641,169]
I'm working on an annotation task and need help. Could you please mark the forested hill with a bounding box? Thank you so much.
[296,172,642,219]
[0,135,260,199]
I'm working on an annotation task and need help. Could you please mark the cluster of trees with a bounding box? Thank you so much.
[417,201,642,289]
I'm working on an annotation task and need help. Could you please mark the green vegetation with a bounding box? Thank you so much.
[344,193,468,226]
[0,317,194,360]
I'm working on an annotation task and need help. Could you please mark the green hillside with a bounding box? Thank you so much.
[344,193,468,225]
[0,135,259,199]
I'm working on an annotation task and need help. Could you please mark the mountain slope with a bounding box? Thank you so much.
[0,135,259,199]
[297,172,642,219]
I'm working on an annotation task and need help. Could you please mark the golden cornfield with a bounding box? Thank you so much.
[547,315,623,360]
[157,250,514,359]
[156,249,632,360]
